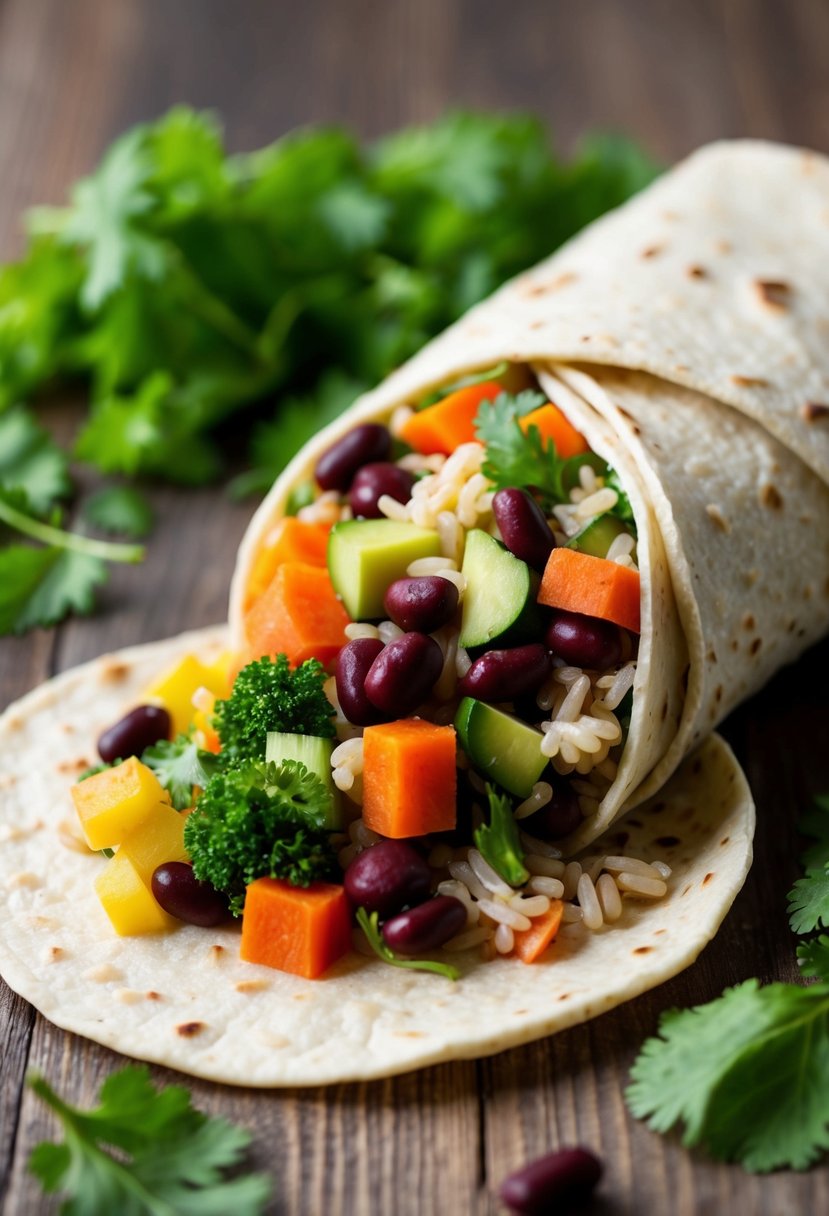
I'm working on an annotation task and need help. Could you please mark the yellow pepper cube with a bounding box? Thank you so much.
[120,801,190,884]
[201,650,233,700]
[95,851,175,936]
[143,653,230,736]
[71,757,166,851]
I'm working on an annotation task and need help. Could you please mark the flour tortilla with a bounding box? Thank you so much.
[0,628,753,1086]
[230,138,829,851]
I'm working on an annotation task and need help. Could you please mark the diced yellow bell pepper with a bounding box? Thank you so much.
[95,802,191,936]
[120,801,190,882]
[143,652,231,737]
[71,757,166,851]
[95,852,175,936]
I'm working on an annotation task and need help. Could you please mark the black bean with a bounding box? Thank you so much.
[457,644,550,702]
[492,487,556,570]
[98,704,171,764]
[499,1147,603,1215]
[384,576,459,633]
[314,424,391,492]
[364,632,443,716]
[382,895,467,954]
[348,463,415,519]
[545,610,623,669]
[522,782,582,840]
[151,862,228,927]
[344,840,432,918]
[336,638,386,726]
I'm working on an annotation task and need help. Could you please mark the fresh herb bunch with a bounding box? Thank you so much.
[474,389,633,521]
[627,794,829,1171]
[0,108,656,633]
[212,654,335,765]
[141,735,218,810]
[184,759,337,914]
[28,1065,271,1214]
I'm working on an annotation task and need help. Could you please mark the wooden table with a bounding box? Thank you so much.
[1,0,828,1211]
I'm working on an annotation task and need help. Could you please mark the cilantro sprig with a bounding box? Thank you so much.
[475,783,529,887]
[28,1065,271,1214]
[627,794,829,1172]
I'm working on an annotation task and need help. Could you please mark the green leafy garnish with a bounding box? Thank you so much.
[788,795,829,933]
[474,390,603,511]
[28,1064,271,1215]
[628,793,829,1172]
[141,735,217,810]
[82,486,154,539]
[184,759,336,915]
[0,407,71,513]
[626,980,829,1172]
[213,654,335,766]
[475,783,529,887]
[356,908,460,981]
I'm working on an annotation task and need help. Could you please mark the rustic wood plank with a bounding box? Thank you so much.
[2,0,829,1212]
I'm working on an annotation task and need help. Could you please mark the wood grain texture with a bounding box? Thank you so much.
[1,0,828,1211]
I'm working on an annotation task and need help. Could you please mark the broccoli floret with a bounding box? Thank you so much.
[213,654,335,765]
[184,759,337,915]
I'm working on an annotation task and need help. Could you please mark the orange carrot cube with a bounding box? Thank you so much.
[519,403,589,458]
[240,878,352,978]
[362,719,457,838]
[243,561,351,669]
[538,548,641,634]
[244,519,331,612]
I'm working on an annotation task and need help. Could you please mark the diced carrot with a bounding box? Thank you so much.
[240,878,352,978]
[512,899,564,963]
[362,719,457,838]
[398,380,502,455]
[538,548,641,633]
[243,561,351,669]
[244,519,331,613]
[519,403,589,458]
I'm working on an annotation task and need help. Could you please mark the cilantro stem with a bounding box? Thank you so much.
[356,907,460,981]
[0,497,144,563]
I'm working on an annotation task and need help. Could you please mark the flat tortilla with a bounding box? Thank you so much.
[0,629,753,1086]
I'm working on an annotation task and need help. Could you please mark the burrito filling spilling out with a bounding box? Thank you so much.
[72,363,671,979]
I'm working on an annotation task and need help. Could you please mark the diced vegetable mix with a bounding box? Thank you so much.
[72,364,659,979]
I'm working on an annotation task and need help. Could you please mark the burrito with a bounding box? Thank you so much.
[1,139,826,1087]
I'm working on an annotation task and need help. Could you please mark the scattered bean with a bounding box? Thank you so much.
[314,424,391,492]
[349,463,415,519]
[499,1146,603,1215]
[336,638,386,726]
[382,895,467,954]
[98,704,171,764]
[545,609,623,669]
[384,576,459,633]
[493,487,556,570]
[151,862,227,927]
[458,644,550,702]
[364,632,443,716]
[344,840,432,918]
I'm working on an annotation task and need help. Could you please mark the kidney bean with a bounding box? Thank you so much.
[98,704,171,764]
[349,463,415,519]
[492,487,556,571]
[545,609,623,669]
[364,632,443,716]
[314,424,391,492]
[499,1147,602,1215]
[344,840,432,918]
[384,576,459,633]
[151,862,228,927]
[382,895,467,954]
[522,782,582,840]
[336,638,386,726]
[458,644,550,702]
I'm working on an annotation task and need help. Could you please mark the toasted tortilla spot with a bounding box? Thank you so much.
[656,836,680,847]
[634,946,653,954]
[146,991,162,1001]
[236,980,270,994]
[640,244,663,258]
[48,946,65,961]
[730,374,769,387]
[702,872,715,886]
[176,1021,205,1037]
[760,483,784,509]
[802,402,829,422]
[57,758,91,774]
[98,659,130,683]
[749,638,763,655]
[705,504,731,532]
[720,836,731,846]
[687,265,708,279]
[753,280,791,310]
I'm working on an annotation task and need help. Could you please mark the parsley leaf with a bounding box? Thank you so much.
[475,783,529,887]
[0,407,71,513]
[627,980,829,1171]
[141,735,216,810]
[82,486,154,539]
[28,1065,271,1215]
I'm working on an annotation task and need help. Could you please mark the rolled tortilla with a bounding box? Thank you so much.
[230,139,829,851]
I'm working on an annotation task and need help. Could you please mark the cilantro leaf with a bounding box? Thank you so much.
[475,784,529,887]
[0,407,71,513]
[141,735,216,810]
[627,980,829,1171]
[0,546,106,634]
[798,936,829,983]
[28,1065,271,1215]
[356,908,460,981]
[82,486,154,539]
[788,797,829,933]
